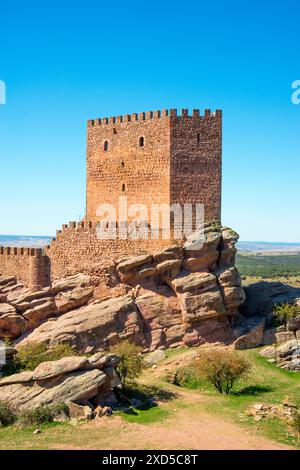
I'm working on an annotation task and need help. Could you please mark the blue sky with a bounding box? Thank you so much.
[0,0,299,241]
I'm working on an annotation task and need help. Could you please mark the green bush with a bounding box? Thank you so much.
[18,402,68,427]
[196,349,251,394]
[0,400,17,427]
[176,349,251,394]
[171,365,206,389]
[5,342,77,375]
[273,303,300,327]
[110,340,144,386]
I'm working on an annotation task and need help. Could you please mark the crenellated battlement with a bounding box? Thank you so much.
[87,108,222,127]
[0,246,50,290]
[0,246,45,257]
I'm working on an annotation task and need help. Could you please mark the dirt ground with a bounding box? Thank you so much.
[51,350,291,451]
[52,389,290,450]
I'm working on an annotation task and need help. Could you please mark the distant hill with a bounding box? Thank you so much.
[1,235,300,254]
[0,235,52,248]
[237,241,300,254]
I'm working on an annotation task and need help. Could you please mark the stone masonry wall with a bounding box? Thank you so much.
[45,220,173,286]
[86,108,221,226]
[87,110,171,223]
[0,247,50,290]
[170,109,222,223]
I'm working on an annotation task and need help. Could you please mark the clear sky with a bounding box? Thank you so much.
[0,0,299,241]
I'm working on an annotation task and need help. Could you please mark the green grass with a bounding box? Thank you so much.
[172,349,300,447]
[236,253,300,278]
[118,403,169,424]
[164,347,188,360]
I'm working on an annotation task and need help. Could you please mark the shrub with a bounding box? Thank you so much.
[11,342,77,373]
[292,412,300,434]
[18,402,68,426]
[192,349,251,394]
[0,400,17,427]
[110,340,144,386]
[273,303,300,327]
[170,365,206,389]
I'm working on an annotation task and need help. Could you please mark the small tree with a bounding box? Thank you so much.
[273,303,300,327]
[0,400,17,427]
[195,349,251,394]
[110,340,144,386]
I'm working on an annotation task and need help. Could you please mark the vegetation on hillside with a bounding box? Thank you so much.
[110,340,145,386]
[171,349,251,394]
[236,253,300,278]
[2,342,77,376]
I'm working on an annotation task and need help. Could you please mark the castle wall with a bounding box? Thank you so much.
[0,247,50,290]
[170,109,222,224]
[86,110,171,223]
[0,107,223,291]
[46,220,172,287]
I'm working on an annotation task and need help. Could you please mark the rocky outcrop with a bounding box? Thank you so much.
[1,224,249,352]
[260,339,300,371]
[19,295,146,352]
[0,353,121,411]
[233,318,265,350]
[0,274,94,340]
[240,281,300,317]
[13,224,246,352]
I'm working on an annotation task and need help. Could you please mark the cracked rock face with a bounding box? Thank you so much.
[0,353,120,411]
[14,224,245,352]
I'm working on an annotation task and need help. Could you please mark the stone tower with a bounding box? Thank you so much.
[86,108,222,226]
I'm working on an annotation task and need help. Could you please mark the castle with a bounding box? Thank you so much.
[0,107,222,291]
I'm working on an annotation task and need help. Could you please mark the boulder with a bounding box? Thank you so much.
[276,339,300,359]
[286,316,300,332]
[68,402,93,420]
[170,272,217,295]
[0,312,26,339]
[33,356,88,380]
[153,246,183,263]
[183,250,219,272]
[117,255,153,274]
[0,368,107,411]
[240,282,300,317]
[0,371,33,386]
[216,266,241,288]
[51,274,91,295]
[86,352,119,369]
[144,349,166,366]
[222,286,246,311]
[260,345,277,360]
[234,318,265,350]
[181,289,226,324]
[275,331,295,345]
[261,328,276,346]
[156,259,181,281]
[0,275,17,287]
[0,303,16,316]
[19,294,145,353]
[219,246,237,268]
[23,298,57,329]
[55,287,94,314]
[11,287,52,307]
[135,285,182,350]
[184,231,221,258]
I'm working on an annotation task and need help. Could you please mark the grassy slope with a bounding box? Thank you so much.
[0,348,299,449]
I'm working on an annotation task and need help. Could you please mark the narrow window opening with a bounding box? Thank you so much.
[122,183,126,192]
[197,133,201,143]
[104,140,109,151]
[139,136,144,147]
